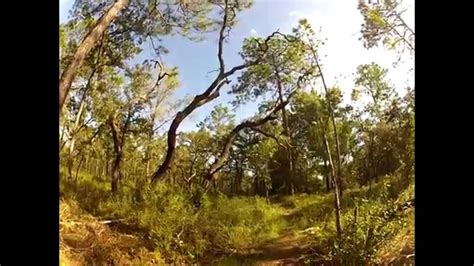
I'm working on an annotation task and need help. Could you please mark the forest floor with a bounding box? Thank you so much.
[213,201,320,265]
[60,175,414,265]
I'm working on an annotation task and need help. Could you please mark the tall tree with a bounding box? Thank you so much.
[230,30,315,194]
[150,0,281,183]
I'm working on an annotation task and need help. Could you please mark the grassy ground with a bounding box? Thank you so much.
[60,171,414,265]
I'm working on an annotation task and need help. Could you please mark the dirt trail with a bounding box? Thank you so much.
[216,203,314,265]
[249,231,310,265]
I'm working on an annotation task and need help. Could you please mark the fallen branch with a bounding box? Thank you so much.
[60,218,126,226]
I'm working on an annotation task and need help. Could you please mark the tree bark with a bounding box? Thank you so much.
[235,164,243,194]
[59,0,130,112]
[108,117,121,193]
[107,114,126,193]
[75,152,85,181]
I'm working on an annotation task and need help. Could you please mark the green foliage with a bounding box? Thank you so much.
[60,1,414,263]
[358,0,414,53]
[230,32,315,107]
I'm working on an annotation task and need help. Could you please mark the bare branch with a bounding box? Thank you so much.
[217,0,229,73]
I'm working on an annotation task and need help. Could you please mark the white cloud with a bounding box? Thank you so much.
[288,10,298,17]
[250,29,258,35]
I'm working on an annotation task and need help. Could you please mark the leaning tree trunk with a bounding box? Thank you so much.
[151,77,230,182]
[319,121,332,193]
[59,0,130,112]
[150,0,235,183]
[305,35,344,197]
[150,18,283,183]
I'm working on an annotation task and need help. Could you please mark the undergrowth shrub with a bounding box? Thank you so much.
[307,175,414,264]
[61,173,287,263]
[198,194,286,253]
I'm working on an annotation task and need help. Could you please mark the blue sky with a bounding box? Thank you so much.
[60,0,414,132]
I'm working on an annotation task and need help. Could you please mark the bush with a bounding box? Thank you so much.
[304,176,414,264]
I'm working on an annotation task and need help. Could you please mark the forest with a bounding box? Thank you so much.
[59,0,414,264]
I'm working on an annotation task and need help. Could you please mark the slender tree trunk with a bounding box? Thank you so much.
[235,165,243,194]
[111,154,122,194]
[107,104,133,192]
[318,117,342,239]
[319,129,332,193]
[67,157,74,180]
[108,115,124,193]
[281,108,295,195]
[67,98,86,179]
[305,35,344,197]
[146,160,151,177]
[323,159,331,193]
[105,161,110,178]
[274,68,295,195]
[83,156,89,173]
[95,163,100,177]
[60,127,67,152]
[65,67,96,178]
[254,175,259,196]
[59,0,130,112]
[75,152,85,181]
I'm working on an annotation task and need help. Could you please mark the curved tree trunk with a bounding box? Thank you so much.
[203,101,289,189]
[59,0,130,112]
[150,14,282,183]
